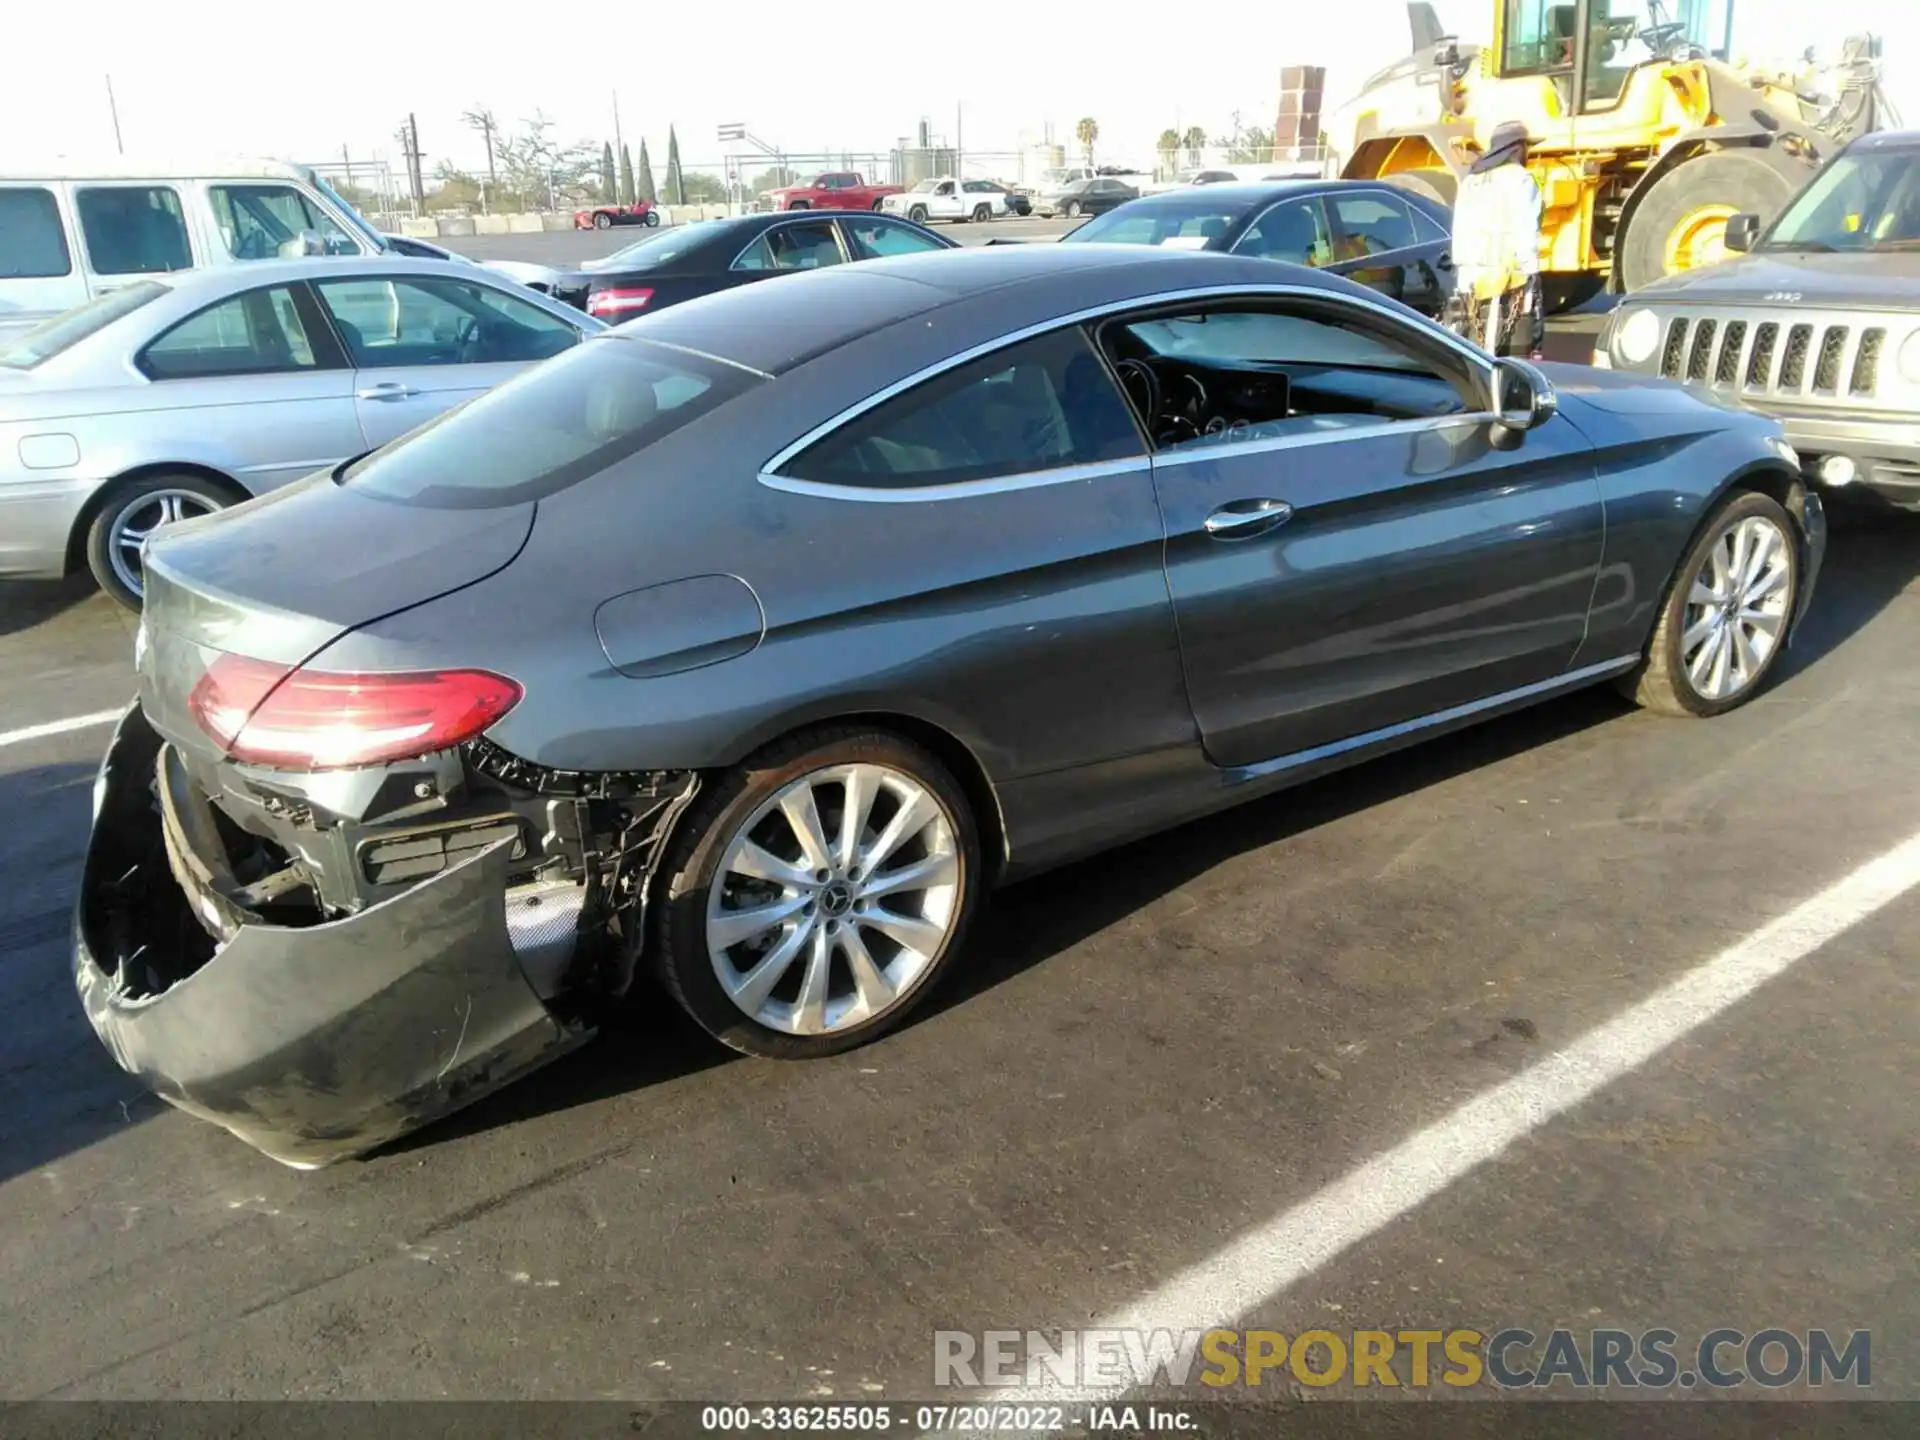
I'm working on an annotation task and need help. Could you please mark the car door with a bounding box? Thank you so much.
[310,272,587,449]
[1231,193,1338,268]
[836,215,953,261]
[1325,189,1446,315]
[730,219,849,286]
[134,281,361,494]
[72,182,198,300]
[1102,291,1604,768]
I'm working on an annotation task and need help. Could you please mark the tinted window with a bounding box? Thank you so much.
[340,336,758,508]
[76,186,192,275]
[1234,197,1335,265]
[139,285,319,379]
[733,221,842,272]
[1410,204,1450,243]
[1126,310,1438,375]
[1069,198,1244,248]
[0,282,166,369]
[782,328,1142,489]
[0,187,72,278]
[843,217,947,260]
[1332,193,1417,255]
[314,275,580,367]
[210,183,360,258]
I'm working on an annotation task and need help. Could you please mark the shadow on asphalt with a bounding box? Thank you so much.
[369,507,1916,1162]
[0,574,103,641]
[0,761,165,1187]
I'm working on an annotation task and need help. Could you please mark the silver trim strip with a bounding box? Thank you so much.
[1150,410,1498,469]
[728,217,849,273]
[758,456,1152,504]
[1231,655,1640,781]
[757,281,1497,479]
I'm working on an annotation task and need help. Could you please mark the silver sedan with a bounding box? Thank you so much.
[0,255,604,607]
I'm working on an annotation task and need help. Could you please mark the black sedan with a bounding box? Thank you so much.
[79,244,1822,1166]
[549,210,956,319]
[1063,179,1459,317]
[1034,176,1140,219]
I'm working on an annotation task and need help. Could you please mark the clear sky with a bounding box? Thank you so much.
[1,0,1911,181]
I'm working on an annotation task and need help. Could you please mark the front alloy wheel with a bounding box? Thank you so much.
[655,728,980,1057]
[1624,490,1799,717]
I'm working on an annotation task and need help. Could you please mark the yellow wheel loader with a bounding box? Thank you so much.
[1326,0,1895,310]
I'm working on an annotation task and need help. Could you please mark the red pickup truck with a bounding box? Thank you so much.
[765,171,903,211]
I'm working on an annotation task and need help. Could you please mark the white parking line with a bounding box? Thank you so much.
[994,829,1920,1403]
[0,709,122,751]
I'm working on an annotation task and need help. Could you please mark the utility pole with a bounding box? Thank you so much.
[341,143,354,195]
[612,90,624,158]
[956,101,963,179]
[105,74,124,154]
[394,114,425,217]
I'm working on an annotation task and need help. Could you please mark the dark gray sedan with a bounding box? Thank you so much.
[77,244,1825,1166]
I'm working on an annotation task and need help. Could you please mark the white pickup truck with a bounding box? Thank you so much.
[880,178,1016,224]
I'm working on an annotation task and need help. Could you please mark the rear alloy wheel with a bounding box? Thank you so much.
[1065,201,1083,218]
[970,203,991,223]
[1623,490,1798,717]
[593,211,613,229]
[655,728,980,1058]
[86,473,233,610]
[643,210,661,227]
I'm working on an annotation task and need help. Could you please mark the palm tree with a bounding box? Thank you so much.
[1075,117,1099,169]
[1157,127,1181,178]
[1182,126,1207,170]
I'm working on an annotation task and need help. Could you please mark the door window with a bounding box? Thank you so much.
[139,285,320,379]
[781,327,1143,489]
[842,217,948,259]
[0,187,72,278]
[733,221,843,272]
[314,275,581,367]
[76,186,192,275]
[1100,301,1477,454]
[1502,0,1578,72]
[1330,193,1418,257]
[209,183,361,259]
[1235,197,1335,265]
[1578,0,1661,107]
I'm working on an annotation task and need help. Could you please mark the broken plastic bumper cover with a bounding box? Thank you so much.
[72,703,590,1169]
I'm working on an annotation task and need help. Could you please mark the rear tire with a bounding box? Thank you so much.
[85,472,238,611]
[643,210,661,227]
[1065,201,1083,218]
[593,211,613,229]
[787,200,811,210]
[654,726,982,1059]
[1620,490,1800,718]
[1619,148,1800,293]
[871,198,887,211]
[970,204,991,223]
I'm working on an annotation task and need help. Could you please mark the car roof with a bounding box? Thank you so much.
[623,242,1356,376]
[131,254,529,299]
[0,153,322,183]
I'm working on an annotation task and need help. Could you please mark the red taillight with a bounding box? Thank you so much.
[587,286,654,317]
[188,655,523,771]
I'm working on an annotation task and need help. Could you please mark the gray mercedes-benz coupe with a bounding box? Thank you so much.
[76,244,1825,1166]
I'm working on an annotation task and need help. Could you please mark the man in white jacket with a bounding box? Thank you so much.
[1448,121,1546,358]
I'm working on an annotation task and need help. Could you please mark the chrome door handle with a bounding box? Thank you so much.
[1204,498,1294,539]
[355,383,419,401]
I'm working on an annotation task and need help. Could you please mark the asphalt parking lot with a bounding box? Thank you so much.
[0,321,1912,1412]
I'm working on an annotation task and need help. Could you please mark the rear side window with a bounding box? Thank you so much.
[0,281,166,369]
[76,186,192,275]
[210,183,360,258]
[340,336,758,508]
[842,218,947,260]
[140,285,319,379]
[781,328,1143,490]
[1332,193,1417,255]
[0,187,72,278]
[734,222,842,272]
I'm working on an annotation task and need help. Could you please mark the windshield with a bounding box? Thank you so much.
[582,229,702,273]
[0,282,168,368]
[1764,148,1920,252]
[307,169,388,252]
[339,335,759,508]
[1065,199,1240,247]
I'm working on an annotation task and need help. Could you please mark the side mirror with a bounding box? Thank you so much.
[1724,212,1760,253]
[1491,356,1557,435]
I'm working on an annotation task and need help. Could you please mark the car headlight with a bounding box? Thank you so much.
[1898,330,1920,386]
[1614,307,1662,367]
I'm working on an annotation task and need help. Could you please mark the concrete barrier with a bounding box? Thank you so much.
[506,213,546,234]
[542,212,575,231]
[437,215,477,237]
[473,214,510,235]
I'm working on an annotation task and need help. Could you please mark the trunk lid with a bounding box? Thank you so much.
[138,472,533,762]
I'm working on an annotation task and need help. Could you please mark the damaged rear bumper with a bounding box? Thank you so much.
[73,703,591,1169]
